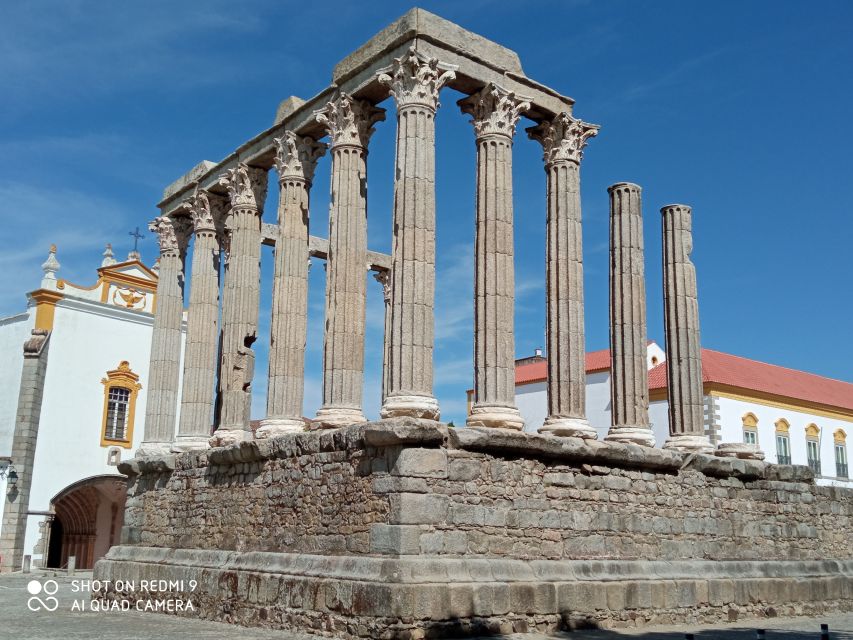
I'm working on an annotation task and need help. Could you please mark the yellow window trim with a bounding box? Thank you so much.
[742,412,759,428]
[805,423,820,439]
[100,361,142,449]
[835,428,847,444]
[775,418,790,434]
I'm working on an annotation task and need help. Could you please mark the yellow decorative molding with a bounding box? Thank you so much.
[30,289,64,330]
[650,383,853,423]
[742,412,759,428]
[805,423,820,439]
[775,418,790,434]
[100,360,142,449]
[835,428,847,444]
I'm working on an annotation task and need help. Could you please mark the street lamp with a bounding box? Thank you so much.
[7,468,18,488]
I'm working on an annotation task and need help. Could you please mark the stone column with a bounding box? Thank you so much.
[527,113,599,439]
[661,204,713,453]
[139,215,187,457]
[0,330,50,572]
[257,133,326,438]
[373,270,391,403]
[173,190,227,451]
[313,93,385,428]
[377,47,455,420]
[210,163,268,446]
[604,183,655,446]
[459,83,530,430]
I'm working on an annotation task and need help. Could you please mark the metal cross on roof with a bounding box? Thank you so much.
[128,226,145,251]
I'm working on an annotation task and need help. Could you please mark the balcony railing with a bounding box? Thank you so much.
[777,454,792,465]
[837,463,849,479]
[807,459,821,475]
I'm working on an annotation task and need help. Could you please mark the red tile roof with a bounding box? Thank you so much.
[648,348,853,413]
[516,347,612,385]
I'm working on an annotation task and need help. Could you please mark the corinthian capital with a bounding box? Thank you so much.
[377,46,457,111]
[182,188,228,234]
[273,132,327,183]
[149,216,182,254]
[458,83,531,140]
[218,162,268,210]
[314,92,385,148]
[527,112,600,165]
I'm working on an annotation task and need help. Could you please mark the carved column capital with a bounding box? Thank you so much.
[218,162,268,210]
[373,270,391,304]
[314,92,385,149]
[527,112,599,166]
[273,132,327,184]
[377,46,456,111]
[182,188,228,235]
[149,216,189,255]
[458,82,531,140]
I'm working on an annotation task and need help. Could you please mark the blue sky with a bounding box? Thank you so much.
[2,1,851,424]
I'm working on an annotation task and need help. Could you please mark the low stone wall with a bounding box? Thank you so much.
[95,419,853,637]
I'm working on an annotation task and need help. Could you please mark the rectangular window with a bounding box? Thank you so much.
[105,386,130,441]
[743,430,757,445]
[776,434,791,465]
[836,444,848,478]
[807,440,821,475]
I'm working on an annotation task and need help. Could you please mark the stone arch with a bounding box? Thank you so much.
[47,475,127,570]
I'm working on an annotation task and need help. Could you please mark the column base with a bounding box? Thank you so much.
[209,429,253,448]
[466,404,524,430]
[312,407,367,430]
[135,442,172,458]
[715,442,766,460]
[256,417,306,439]
[604,425,655,447]
[663,434,714,454]
[170,436,211,453]
[380,394,440,421]
[539,416,597,439]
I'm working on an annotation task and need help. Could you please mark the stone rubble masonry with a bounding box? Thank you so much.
[313,93,385,428]
[661,204,714,454]
[139,216,188,457]
[460,83,530,431]
[212,163,269,445]
[174,190,228,451]
[95,420,852,637]
[0,330,50,572]
[257,132,326,438]
[378,47,455,422]
[605,183,655,447]
[527,113,599,439]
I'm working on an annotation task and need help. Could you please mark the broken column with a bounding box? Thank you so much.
[661,204,713,453]
[257,132,326,438]
[527,113,598,439]
[313,93,385,427]
[605,183,655,446]
[459,83,530,430]
[139,215,186,456]
[173,190,226,451]
[378,47,455,420]
[211,163,268,446]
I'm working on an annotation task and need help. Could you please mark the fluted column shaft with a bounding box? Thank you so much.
[174,191,224,450]
[314,93,385,428]
[605,183,655,446]
[528,113,598,438]
[258,133,325,437]
[139,216,185,456]
[379,48,455,420]
[459,83,530,430]
[661,204,712,453]
[212,164,267,444]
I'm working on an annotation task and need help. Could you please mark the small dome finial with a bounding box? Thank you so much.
[101,243,117,267]
[41,244,61,288]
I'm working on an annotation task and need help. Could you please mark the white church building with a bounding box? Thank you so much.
[0,245,184,572]
[497,343,852,488]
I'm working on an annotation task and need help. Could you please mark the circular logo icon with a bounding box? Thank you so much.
[27,579,59,612]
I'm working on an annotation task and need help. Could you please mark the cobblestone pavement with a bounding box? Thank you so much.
[1,571,850,640]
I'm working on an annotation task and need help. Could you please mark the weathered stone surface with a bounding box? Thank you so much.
[527,113,598,440]
[605,182,655,447]
[661,204,713,453]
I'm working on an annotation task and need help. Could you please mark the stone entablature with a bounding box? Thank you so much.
[97,420,853,637]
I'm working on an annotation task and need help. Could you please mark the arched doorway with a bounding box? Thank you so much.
[47,475,126,569]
